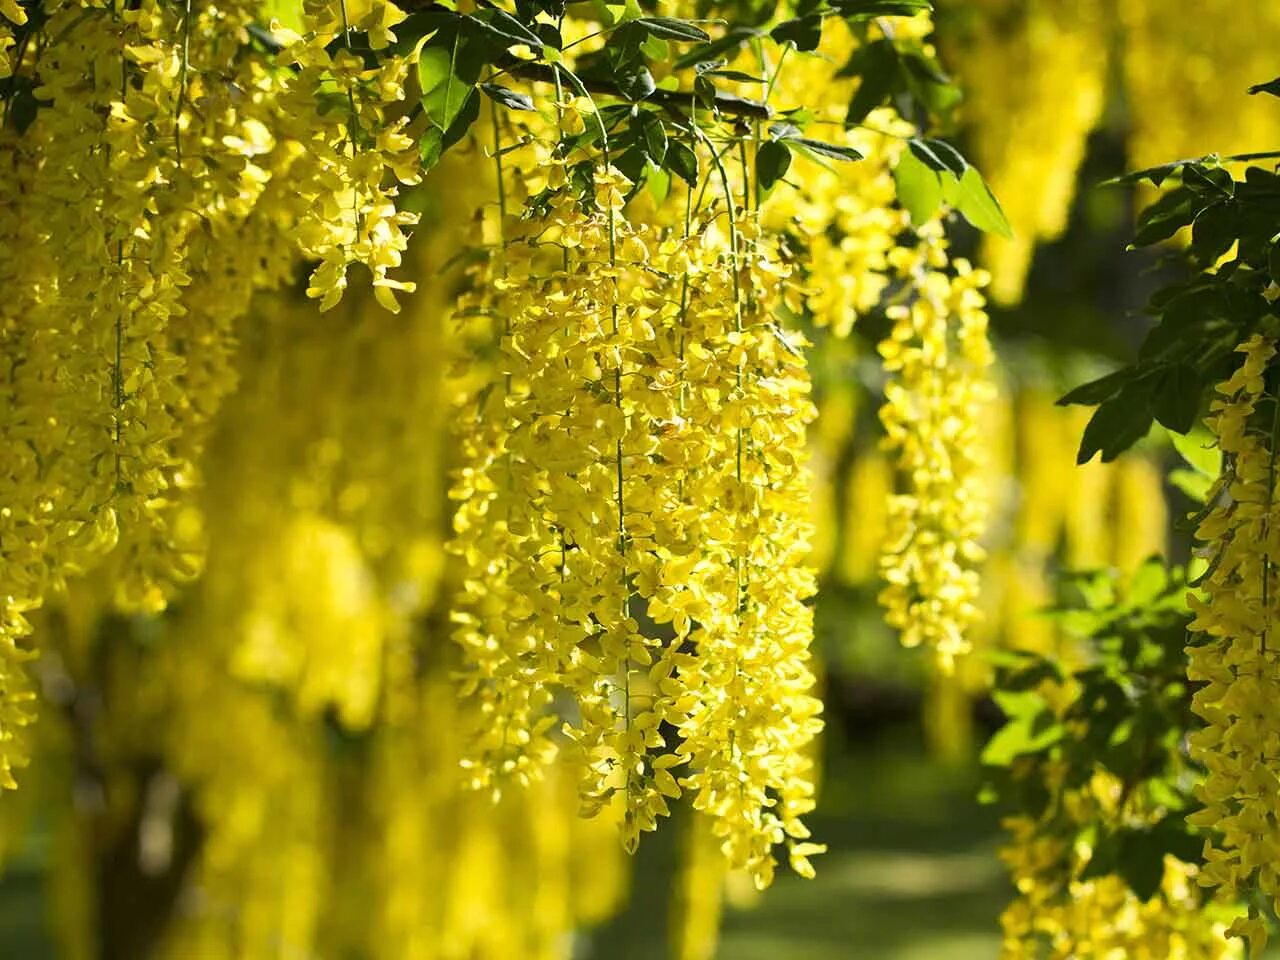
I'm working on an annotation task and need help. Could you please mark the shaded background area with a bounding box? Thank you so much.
[0,729,1008,959]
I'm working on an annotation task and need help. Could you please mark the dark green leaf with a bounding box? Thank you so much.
[1077,384,1155,464]
[389,10,456,54]
[903,138,949,173]
[634,111,668,164]
[1189,200,1237,265]
[613,62,656,100]
[1131,187,1196,247]
[901,52,961,117]
[479,82,536,112]
[667,139,699,186]
[787,137,864,162]
[1100,161,1187,189]
[613,145,649,184]
[693,74,716,109]
[3,76,48,134]
[1249,77,1280,98]
[756,139,792,192]
[673,27,758,70]
[920,137,966,175]
[1183,163,1234,198]
[632,16,710,42]
[770,14,823,52]
[472,7,542,47]
[844,39,899,126]
[1117,825,1175,901]
[1152,363,1200,433]
[535,21,563,49]
[829,0,931,16]
[703,69,765,83]
[1058,369,1132,407]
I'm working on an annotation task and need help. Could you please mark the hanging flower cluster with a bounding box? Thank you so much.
[27,201,632,959]
[449,127,823,885]
[747,17,999,674]
[760,19,919,338]
[0,0,421,787]
[1185,335,1280,955]
[877,232,996,671]
[272,0,421,312]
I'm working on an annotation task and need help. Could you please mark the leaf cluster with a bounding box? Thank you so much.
[1062,153,1280,464]
[981,560,1208,902]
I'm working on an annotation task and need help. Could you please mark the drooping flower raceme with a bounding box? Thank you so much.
[878,231,996,671]
[1186,335,1280,956]
[448,135,823,885]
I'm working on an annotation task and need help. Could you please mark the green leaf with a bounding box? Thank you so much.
[634,111,668,164]
[1249,76,1280,98]
[667,139,699,187]
[1170,468,1214,503]
[943,165,1012,238]
[1076,385,1155,464]
[419,25,484,134]
[1168,424,1220,478]
[472,7,542,47]
[756,139,792,193]
[1189,200,1237,265]
[535,21,563,50]
[1182,163,1234,198]
[419,87,480,171]
[900,52,961,118]
[646,161,671,205]
[388,10,455,55]
[479,82,535,112]
[1116,820,1201,901]
[632,16,710,42]
[844,39,899,126]
[981,691,1063,767]
[1058,368,1130,407]
[673,27,758,70]
[1100,161,1187,189]
[922,138,967,175]
[613,62,656,100]
[1152,363,1200,433]
[770,14,823,52]
[639,32,669,62]
[703,69,764,83]
[893,146,943,224]
[830,0,931,16]
[1131,187,1197,247]
[1126,559,1170,610]
[787,137,863,163]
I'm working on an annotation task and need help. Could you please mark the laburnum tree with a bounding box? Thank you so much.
[3,0,1280,956]
[0,0,1013,952]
